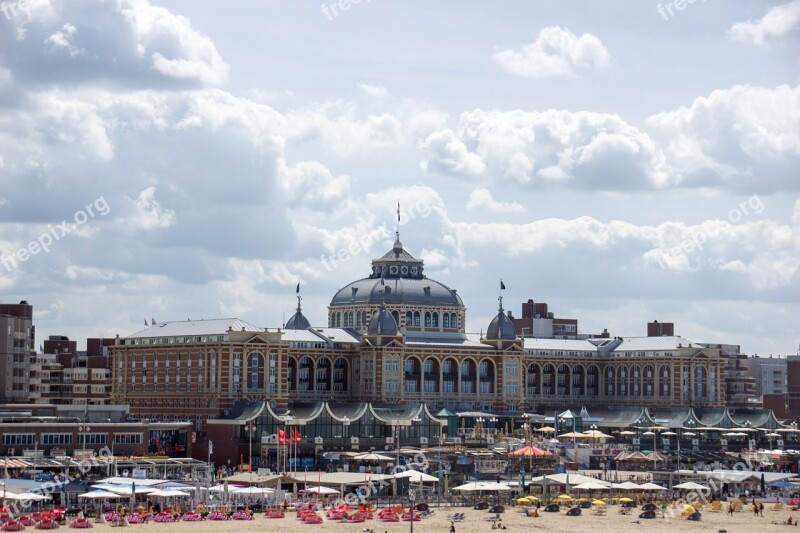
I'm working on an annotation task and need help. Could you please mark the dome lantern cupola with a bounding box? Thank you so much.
[486,295,516,340]
[285,286,311,330]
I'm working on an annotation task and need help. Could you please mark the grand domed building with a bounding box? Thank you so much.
[109,230,762,468]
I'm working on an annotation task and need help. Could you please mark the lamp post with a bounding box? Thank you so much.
[282,413,293,474]
[590,423,598,447]
[743,420,753,451]
[244,421,257,474]
[476,417,485,441]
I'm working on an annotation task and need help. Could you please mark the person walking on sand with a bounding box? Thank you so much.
[728,502,735,516]
[450,522,456,533]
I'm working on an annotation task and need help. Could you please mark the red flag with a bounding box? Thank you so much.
[291,429,302,443]
[278,428,287,444]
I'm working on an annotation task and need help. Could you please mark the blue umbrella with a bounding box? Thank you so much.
[769,480,797,488]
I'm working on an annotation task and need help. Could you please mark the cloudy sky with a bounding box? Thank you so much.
[0,0,798,356]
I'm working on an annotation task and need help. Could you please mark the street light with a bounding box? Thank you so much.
[244,421,257,474]
[476,417,485,440]
[282,413,293,474]
[590,424,598,447]
[342,416,350,438]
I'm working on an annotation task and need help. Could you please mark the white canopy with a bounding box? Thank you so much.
[2,492,50,501]
[231,486,274,495]
[353,453,394,462]
[452,482,511,492]
[394,470,439,483]
[303,486,339,495]
[673,481,709,491]
[613,481,641,490]
[638,483,668,491]
[529,474,611,487]
[78,490,123,500]
[572,482,611,491]
[147,489,190,498]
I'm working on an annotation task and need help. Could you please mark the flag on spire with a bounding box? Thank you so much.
[397,200,400,223]
[500,280,506,290]
[296,282,300,294]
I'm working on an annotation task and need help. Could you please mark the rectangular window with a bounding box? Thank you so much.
[479,382,491,394]
[2,434,34,445]
[404,380,417,393]
[78,434,108,445]
[113,433,143,445]
[423,380,436,393]
[505,382,518,395]
[443,381,455,393]
[460,381,474,394]
[42,434,72,445]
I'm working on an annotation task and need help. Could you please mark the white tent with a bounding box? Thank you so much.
[613,481,641,490]
[452,482,511,492]
[673,481,709,491]
[572,482,611,491]
[529,474,611,487]
[303,486,339,495]
[2,492,50,501]
[353,453,394,462]
[147,489,191,498]
[78,490,123,500]
[638,483,668,491]
[394,470,440,483]
[231,486,274,496]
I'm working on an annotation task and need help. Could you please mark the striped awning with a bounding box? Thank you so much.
[0,459,33,468]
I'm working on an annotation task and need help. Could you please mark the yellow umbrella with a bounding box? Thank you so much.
[524,496,539,501]
[592,499,606,506]
[516,497,531,504]
[619,497,634,503]
[557,494,573,500]
[684,504,695,513]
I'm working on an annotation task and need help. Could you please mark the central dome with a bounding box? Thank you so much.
[330,234,463,308]
[327,233,466,337]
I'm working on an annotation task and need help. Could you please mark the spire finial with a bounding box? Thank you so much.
[296,281,302,311]
[395,199,401,244]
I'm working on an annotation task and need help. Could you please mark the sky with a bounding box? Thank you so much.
[0,0,798,356]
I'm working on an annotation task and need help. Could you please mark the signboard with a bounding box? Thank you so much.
[662,438,670,446]
[132,468,147,479]
[632,438,640,445]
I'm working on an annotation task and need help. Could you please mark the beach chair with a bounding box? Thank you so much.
[770,502,784,511]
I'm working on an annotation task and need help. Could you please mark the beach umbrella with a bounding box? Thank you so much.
[583,430,612,439]
[683,432,697,437]
[572,482,610,491]
[613,482,640,490]
[637,483,667,491]
[618,431,636,436]
[556,494,572,501]
[147,489,190,498]
[673,482,709,491]
[619,497,633,503]
[78,491,122,500]
[535,427,555,433]
[303,487,339,495]
[592,499,606,505]
[353,453,394,462]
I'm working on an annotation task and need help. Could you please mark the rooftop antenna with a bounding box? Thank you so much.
[395,199,401,243]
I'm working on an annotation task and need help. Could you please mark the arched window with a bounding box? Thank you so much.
[413,311,420,327]
[405,311,413,327]
[391,310,400,324]
[450,313,458,328]
[356,312,363,327]
[443,313,450,328]
[431,312,439,327]
[424,312,431,328]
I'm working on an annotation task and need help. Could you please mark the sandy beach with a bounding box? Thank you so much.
[77,505,800,533]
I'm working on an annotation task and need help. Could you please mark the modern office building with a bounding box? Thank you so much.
[742,355,788,401]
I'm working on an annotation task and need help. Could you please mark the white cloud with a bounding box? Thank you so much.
[119,0,229,85]
[44,23,84,57]
[465,188,525,214]
[421,109,668,189]
[492,26,610,78]
[729,0,800,44]
[647,84,800,191]
[420,128,487,176]
[277,159,352,207]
